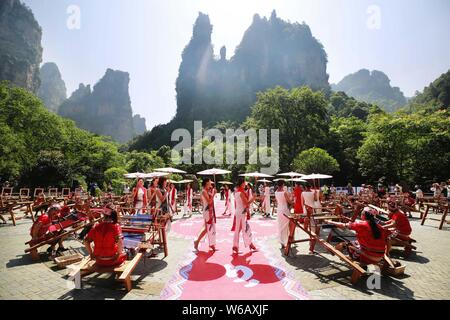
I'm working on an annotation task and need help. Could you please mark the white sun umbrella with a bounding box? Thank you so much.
[197,168,231,185]
[172,179,193,184]
[239,172,274,178]
[257,179,272,183]
[302,173,333,180]
[240,172,274,190]
[218,181,233,185]
[124,172,145,179]
[155,167,187,174]
[277,171,304,187]
[290,178,307,183]
[302,173,333,189]
[277,171,304,177]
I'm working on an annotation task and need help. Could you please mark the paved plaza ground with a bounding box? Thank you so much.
[0,200,449,300]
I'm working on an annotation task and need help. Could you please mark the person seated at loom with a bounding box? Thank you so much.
[33,191,48,218]
[325,207,388,267]
[382,199,413,255]
[83,206,127,267]
[29,204,68,256]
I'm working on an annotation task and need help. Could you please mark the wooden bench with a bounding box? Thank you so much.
[25,217,101,261]
[68,253,144,292]
[283,211,368,284]
[421,202,449,230]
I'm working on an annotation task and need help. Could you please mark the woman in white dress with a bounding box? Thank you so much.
[184,183,193,217]
[262,183,271,218]
[154,177,172,232]
[132,178,147,214]
[275,180,293,248]
[194,178,216,252]
[301,183,321,254]
[222,184,231,216]
[232,178,257,254]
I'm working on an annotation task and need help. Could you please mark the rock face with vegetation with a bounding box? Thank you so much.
[332,69,407,112]
[130,11,330,150]
[0,0,43,93]
[37,62,67,113]
[59,69,144,143]
[132,115,146,135]
[410,69,450,111]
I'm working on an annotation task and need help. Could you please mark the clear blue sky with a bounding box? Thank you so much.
[23,0,450,129]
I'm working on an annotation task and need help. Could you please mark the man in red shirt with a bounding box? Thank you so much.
[383,199,413,255]
[326,207,388,266]
[83,207,126,267]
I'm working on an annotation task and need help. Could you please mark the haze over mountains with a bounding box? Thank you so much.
[0,1,448,146]
[332,69,407,113]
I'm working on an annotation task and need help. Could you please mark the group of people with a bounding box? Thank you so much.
[28,174,442,272]
[130,177,194,218]
[325,199,413,266]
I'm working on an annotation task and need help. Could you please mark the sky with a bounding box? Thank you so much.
[23,0,450,129]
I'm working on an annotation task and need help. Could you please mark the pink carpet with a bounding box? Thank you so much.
[160,198,310,300]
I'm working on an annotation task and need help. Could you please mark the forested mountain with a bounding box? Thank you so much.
[409,69,450,111]
[58,69,146,143]
[332,69,407,112]
[130,11,330,151]
[37,62,67,113]
[0,0,42,93]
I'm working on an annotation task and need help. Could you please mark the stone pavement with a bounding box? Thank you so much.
[0,208,449,300]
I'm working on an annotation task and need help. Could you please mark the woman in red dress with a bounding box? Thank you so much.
[325,208,388,266]
[293,182,304,214]
[83,207,126,267]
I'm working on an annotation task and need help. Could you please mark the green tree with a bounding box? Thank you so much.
[0,81,125,187]
[292,147,339,174]
[125,151,165,173]
[357,110,450,185]
[327,116,367,184]
[247,86,329,169]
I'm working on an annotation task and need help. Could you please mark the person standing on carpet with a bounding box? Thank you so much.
[275,180,293,249]
[261,182,271,218]
[232,177,257,254]
[222,184,232,216]
[293,182,304,215]
[184,183,193,217]
[194,178,217,252]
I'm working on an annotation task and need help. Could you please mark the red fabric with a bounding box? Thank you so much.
[48,220,76,233]
[206,190,216,225]
[404,197,415,207]
[187,188,192,207]
[87,222,124,266]
[293,186,303,214]
[30,214,51,238]
[349,221,387,259]
[391,210,412,235]
[171,188,176,205]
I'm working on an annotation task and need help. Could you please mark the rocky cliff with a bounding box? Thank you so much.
[0,0,42,93]
[130,11,330,151]
[37,62,67,113]
[133,115,146,135]
[332,69,407,112]
[59,69,142,143]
